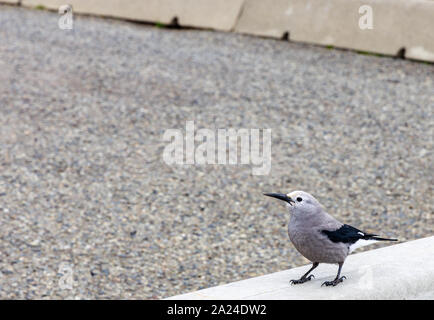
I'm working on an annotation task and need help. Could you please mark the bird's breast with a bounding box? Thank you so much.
[288,223,348,263]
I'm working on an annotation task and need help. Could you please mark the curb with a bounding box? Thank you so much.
[20,0,244,31]
[2,0,432,62]
[166,236,434,300]
[235,0,434,62]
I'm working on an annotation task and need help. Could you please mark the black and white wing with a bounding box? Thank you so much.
[322,224,397,253]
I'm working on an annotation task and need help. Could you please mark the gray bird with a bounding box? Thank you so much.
[264,191,397,286]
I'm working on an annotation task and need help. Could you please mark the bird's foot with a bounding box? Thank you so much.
[321,276,346,287]
[289,275,314,285]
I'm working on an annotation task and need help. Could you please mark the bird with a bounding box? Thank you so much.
[264,191,398,287]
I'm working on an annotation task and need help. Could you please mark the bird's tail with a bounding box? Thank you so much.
[367,235,398,242]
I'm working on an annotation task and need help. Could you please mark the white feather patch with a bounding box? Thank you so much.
[349,239,378,253]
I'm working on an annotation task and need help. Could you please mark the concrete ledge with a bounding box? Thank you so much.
[0,0,19,4]
[167,236,434,299]
[8,0,434,62]
[235,0,434,62]
[20,0,244,31]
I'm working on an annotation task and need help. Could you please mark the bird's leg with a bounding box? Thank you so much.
[321,262,346,287]
[290,262,319,285]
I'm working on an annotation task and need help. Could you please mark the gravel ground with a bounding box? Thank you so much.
[0,5,432,299]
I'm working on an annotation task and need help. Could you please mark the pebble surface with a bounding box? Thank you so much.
[0,6,433,299]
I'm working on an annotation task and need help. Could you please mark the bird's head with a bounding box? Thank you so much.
[264,190,322,216]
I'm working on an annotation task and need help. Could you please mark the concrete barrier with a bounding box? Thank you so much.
[1,0,19,4]
[167,236,434,299]
[21,0,244,31]
[235,0,434,62]
[9,0,434,62]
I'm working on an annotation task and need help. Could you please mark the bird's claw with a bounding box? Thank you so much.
[321,276,346,287]
[289,274,314,285]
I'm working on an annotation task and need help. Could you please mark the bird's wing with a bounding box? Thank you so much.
[321,224,397,253]
[321,224,375,244]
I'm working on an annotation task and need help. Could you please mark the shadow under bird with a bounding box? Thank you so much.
[264,191,398,287]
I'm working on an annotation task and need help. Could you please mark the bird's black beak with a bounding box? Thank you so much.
[264,193,295,205]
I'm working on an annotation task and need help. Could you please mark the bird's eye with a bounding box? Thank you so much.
[296,197,302,202]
